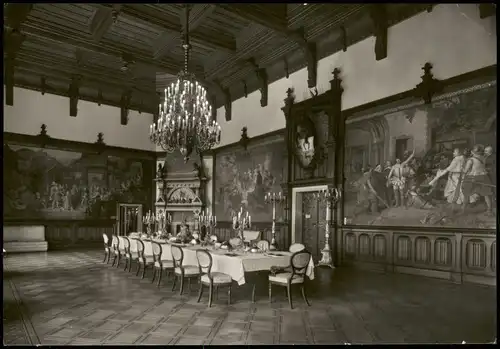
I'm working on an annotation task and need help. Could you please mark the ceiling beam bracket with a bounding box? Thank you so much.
[69,75,82,117]
[242,80,248,98]
[215,80,232,121]
[41,76,47,95]
[289,27,317,88]
[478,4,496,19]
[120,90,133,125]
[284,58,289,79]
[369,5,388,61]
[210,95,217,122]
[248,59,268,107]
[340,26,348,52]
[97,89,103,106]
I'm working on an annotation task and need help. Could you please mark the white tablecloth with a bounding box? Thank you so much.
[133,237,315,286]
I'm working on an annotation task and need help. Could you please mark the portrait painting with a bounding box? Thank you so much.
[343,80,496,230]
[294,115,317,168]
[3,144,153,220]
[214,135,286,222]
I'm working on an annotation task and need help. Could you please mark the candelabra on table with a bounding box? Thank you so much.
[232,207,251,241]
[156,210,173,237]
[198,210,217,241]
[264,192,286,251]
[142,210,156,237]
[313,188,342,268]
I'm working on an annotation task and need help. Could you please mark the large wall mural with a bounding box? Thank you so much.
[343,81,496,229]
[214,136,286,222]
[3,144,154,220]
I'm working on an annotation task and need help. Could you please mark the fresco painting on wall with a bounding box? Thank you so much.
[344,81,496,229]
[215,137,286,222]
[3,145,153,220]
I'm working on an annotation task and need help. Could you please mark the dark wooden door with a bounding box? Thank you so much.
[300,192,326,262]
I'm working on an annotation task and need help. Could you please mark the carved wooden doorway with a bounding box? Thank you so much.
[292,185,327,263]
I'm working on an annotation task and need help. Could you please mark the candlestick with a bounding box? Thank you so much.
[231,208,251,240]
[264,191,286,251]
[314,188,341,269]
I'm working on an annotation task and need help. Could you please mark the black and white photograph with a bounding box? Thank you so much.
[3,3,496,346]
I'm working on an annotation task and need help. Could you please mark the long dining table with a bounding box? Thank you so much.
[129,236,315,301]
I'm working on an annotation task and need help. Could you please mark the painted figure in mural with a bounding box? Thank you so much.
[50,181,61,209]
[461,144,494,215]
[70,184,79,209]
[429,148,466,204]
[63,190,71,211]
[353,166,389,215]
[80,188,89,212]
[484,146,495,185]
[382,160,394,206]
[386,149,415,207]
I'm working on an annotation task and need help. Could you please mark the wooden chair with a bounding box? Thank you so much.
[134,239,154,279]
[111,235,121,267]
[256,240,270,251]
[171,245,200,295]
[242,230,261,244]
[123,237,138,272]
[102,233,111,263]
[196,249,232,307]
[269,250,311,309]
[289,243,306,253]
[116,236,127,268]
[151,241,174,288]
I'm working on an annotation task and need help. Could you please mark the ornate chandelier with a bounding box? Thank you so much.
[149,5,221,160]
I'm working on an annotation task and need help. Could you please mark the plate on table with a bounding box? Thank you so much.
[225,253,238,257]
[265,252,284,257]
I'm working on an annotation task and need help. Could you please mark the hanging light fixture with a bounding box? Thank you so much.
[149,5,221,161]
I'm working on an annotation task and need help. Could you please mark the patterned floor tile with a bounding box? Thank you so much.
[3,249,497,345]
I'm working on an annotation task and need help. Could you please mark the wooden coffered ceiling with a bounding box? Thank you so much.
[4,3,433,122]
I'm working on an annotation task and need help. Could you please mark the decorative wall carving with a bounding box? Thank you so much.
[341,227,496,286]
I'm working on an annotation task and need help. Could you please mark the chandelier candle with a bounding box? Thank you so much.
[313,188,342,268]
[232,207,251,239]
[156,210,172,236]
[264,192,286,251]
[142,210,156,237]
[197,210,217,240]
[149,5,221,160]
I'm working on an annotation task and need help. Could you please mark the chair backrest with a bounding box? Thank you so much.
[196,249,213,274]
[243,230,261,243]
[171,245,184,268]
[129,237,138,253]
[122,237,131,254]
[118,236,125,250]
[291,250,311,277]
[151,241,163,264]
[256,240,270,251]
[289,243,305,253]
[112,235,119,251]
[134,238,145,258]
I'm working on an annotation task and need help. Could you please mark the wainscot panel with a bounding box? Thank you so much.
[341,227,496,286]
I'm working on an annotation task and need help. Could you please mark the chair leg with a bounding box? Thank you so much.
[179,275,185,295]
[227,285,232,305]
[111,255,117,267]
[172,275,177,291]
[142,265,147,279]
[152,268,157,283]
[269,282,272,303]
[128,260,133,272]
[287,284,293,309]
[107,253,111,264]
[188,277,192,293]
[124,259,128,271]
[103,252,107,263]
[301,284,310,306]
[116,254,121,268]
[197,284,204,303]
[252,284,256,303]
[208,284,213,307]
[215,286,218,300]
[157,268,163,288]
[136,263,141,276]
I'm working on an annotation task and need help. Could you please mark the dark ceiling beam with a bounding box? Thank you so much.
[217,4,288,33]
[5,30,26,106]
[368,5,388,61]
[69,75,82,117]
[153,4,217,60]
[18,21,204,76]
[478,4,496,19]
[116,5,236,55]
[288,27,317,88]
[15,51,155,93]
[214,80,232,121]
[5,4,33,29]
[89,5,122,43]
[11,76,157,115]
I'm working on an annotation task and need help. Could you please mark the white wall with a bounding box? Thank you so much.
[216,4,497,147]
[4,87,155,151]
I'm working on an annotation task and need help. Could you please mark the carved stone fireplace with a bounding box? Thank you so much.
[155,169,206,235]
